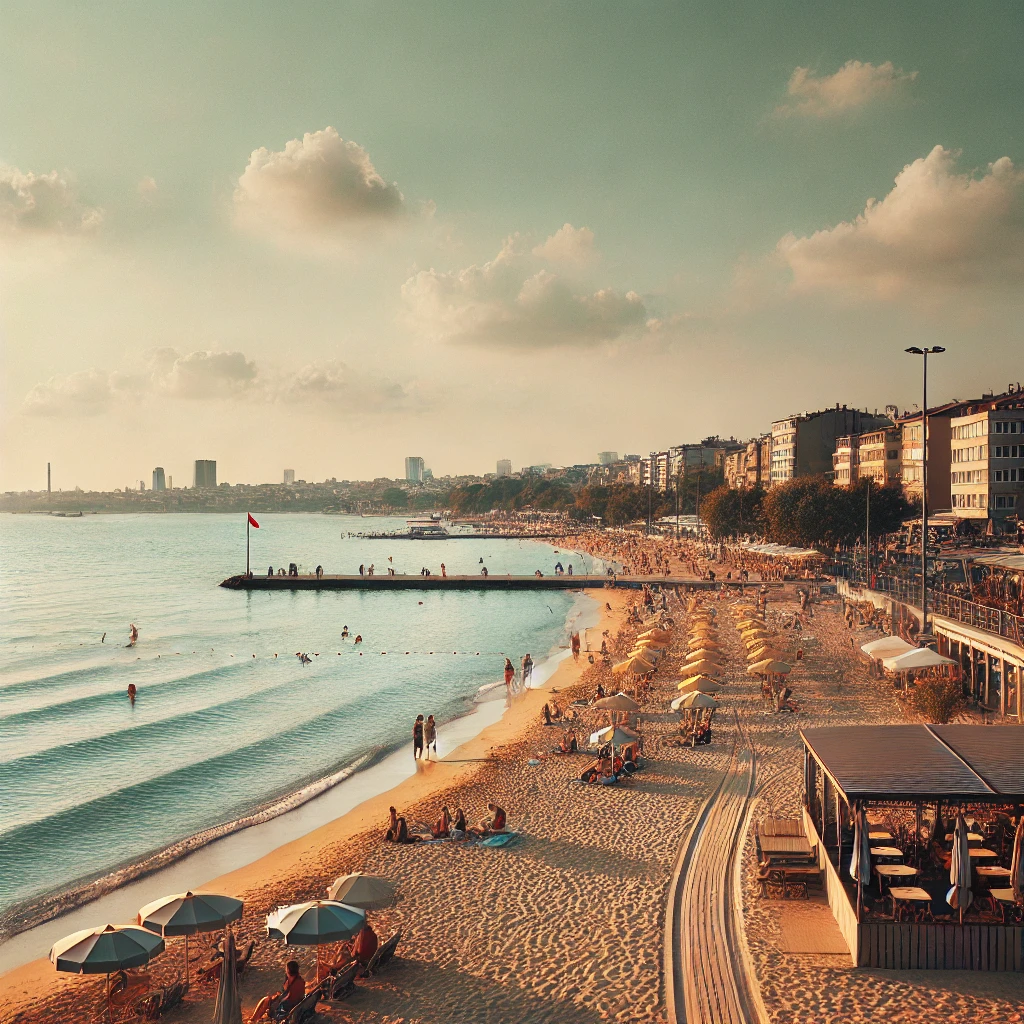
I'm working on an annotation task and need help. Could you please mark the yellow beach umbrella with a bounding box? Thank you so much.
[736,619,761,630]
[638,628,672,641]
[613,654,656,675]
[748,659,792,675]
[741,626,770,638]
[685,648,724,664]
[684,659,723,677]
[677,673,718,690]
[675,691,718,710]
[747,646,788,663]
[687,637,722,650]
[677,677,723,695]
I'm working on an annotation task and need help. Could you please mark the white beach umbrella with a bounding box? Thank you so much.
[326,873,395,909]
[267,900,366,979]
[848,806,872,919]
[947,812,973,922]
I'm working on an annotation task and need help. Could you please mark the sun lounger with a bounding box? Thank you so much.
[362,930,402,978]
[283,987,322,1024]
[134,979,188,1020]
[324,959,360,1000]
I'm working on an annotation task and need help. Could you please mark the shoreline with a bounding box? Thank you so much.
[0,589,602,987]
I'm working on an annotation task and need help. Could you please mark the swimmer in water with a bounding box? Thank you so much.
[126,624,139,648]
[354,635,363,644]
[127,683,137,703]
[342,626,349,638]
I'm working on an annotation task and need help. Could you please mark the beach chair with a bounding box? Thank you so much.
[283,987,322,1024]
[134,979,188,1020]
[324,959,360,1000]
[361,930,402,978]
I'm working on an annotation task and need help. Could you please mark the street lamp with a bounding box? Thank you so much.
[904,345,946,645]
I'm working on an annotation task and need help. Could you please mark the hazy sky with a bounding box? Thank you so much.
[2,1,1022,491]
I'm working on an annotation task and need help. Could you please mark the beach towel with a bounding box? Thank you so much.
[481,832,519,848]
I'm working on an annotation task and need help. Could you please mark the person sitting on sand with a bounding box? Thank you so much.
[384,806,399,841]
[596,755,617,785]
[595,682,606,700]
[542,703,553,726]
[472,802,506,836]
[330,920,379,969]
[556,730,578,754]
[432,805,452,839]
[395,816,423,844]
[450,808,469,839]
[549,700,562,720]
[250,960,305,1021]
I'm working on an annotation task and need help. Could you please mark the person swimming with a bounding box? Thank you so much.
[126,623,139,648]
[354,635,363,644]
[342,626,349,638]
[127,683,137,703]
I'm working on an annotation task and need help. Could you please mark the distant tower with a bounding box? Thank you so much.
[152,467,166,491]
[47,462,51,493]
[194,460,217,489]
[168,474,172,489]
[405,456,425,484]
[496,459,512,478]
[598,452,618,465]
[283,469,295,485]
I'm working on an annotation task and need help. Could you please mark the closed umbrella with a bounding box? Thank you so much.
[266,900,366,979]
[849,806,872,919]
[592,693,641,712]
[1011,818,1024,904]
[138,891,243,985]
[50,925,165,1023]
[327,873,396,909]
[213,928,242,1024]
[684,659,723,677]
[947,812,973,922]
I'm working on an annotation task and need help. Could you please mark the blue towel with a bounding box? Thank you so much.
[481,832,519,847]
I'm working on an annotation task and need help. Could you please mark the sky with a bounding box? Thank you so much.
[1,1,1022,491]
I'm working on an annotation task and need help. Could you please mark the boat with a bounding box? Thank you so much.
[407,520,449,539]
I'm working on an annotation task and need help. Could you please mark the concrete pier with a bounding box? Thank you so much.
[220,573,773,592]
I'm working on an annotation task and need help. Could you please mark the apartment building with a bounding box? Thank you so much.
[726,435,771,489]
[857,427,902,485]
[832,435,859,486]
[771,407,891,485]
[949,389,1024,529]
[897,400,978,514]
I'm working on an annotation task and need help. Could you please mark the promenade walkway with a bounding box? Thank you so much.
[666,713,766,1024]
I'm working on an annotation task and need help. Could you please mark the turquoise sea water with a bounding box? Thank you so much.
[0,513,602,922]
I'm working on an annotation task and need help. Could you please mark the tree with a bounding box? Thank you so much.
[380,487,408,509]
[701,485,766,539]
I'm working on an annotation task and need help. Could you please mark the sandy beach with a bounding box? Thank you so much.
[4,574,1024,1024]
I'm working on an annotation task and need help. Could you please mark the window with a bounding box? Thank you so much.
[993,469,1021,482]
[993,421,1023,434]
[994,495,1017,509]
[993,444,1022,458]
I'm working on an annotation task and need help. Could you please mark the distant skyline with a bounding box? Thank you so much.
[2,2,1023,491]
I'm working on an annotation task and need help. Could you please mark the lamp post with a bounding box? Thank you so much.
[904,346,945,645]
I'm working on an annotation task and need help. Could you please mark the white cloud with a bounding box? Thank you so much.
[777,146,1024,301]
[22,350,406,417]
[532,223,597,264]
[402,235,646,348]
[234,127,406,242]
[137,176,158,202]
[775,60,917,118]
[0,164,102,236]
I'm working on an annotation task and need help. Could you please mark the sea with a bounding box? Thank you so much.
[0,512,608,942]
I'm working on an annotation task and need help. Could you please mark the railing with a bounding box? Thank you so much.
[841,565,1024,647]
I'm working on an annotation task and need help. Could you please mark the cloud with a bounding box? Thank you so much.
[22,350,406,417]
[402,235,646,348]
[775,60,917,118]
[776,146,1024,301]
[137,176,158,202]
[233,127,407,242]
[0,164,103,236]
[532,223,597,264]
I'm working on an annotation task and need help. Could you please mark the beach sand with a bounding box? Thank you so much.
[0,587,717,1024]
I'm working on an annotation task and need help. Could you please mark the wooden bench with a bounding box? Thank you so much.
[758,864,822,899]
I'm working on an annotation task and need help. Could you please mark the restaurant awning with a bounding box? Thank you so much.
[881,647,957,671]
[860,636,914,659]
[801,725,1024,802]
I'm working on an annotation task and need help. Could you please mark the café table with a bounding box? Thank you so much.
[889,885,932,922]
[869,830,892,840]
[875,863,918,894]
[870,846,904,862]
[988,887,1023,924]
[969,848,999,860]
[976,865,1011,879]
[945,833,983,843]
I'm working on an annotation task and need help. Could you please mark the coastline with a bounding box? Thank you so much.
[0,588,603,992]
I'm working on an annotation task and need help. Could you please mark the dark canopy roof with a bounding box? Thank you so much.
[800,725,1024,802]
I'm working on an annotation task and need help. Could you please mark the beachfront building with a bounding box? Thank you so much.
[770,407,891,485]
[193,459,217,489]
[496,459,512,478]
[897,401,971,515]
[857,427,902,485]
[724,449,746,489]
[152,467,165,491]
[949,389,1024,531]
[405,457,425,484]
[831,435,859,486]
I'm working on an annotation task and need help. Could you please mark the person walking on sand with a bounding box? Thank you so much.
[441,563,447,577]
[571,632,581,663]
[521,653,534,688]
[413,714,425,759]
[503,658,516,696]
[424,714,437,759]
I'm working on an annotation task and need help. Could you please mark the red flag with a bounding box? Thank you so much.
[248,514,260,528]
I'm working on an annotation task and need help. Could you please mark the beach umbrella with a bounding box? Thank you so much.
[677,674,718,691]
[947,813,973,922]
[138,890,243,985]
[327,873,396,909]
[1011,818,1024,904]
[675,678,722,696]
[684,659,723,677]
[592,693,641,712]
[686,636,721,649]
[735,619,761,629]
[213,928,242,1024]
[50,925,165,1023]
[590,724,639,746]
[742,628,771,640]
[849,806,872,919]
[687,630,718,642]
[626,648,661,663]
[748,659,792,675]
[613,654,655,675]
[685,648,724,664]
[747,646,788,662]
[267,900,366,978]
[674,691,717,710]
[638,629,672,641]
